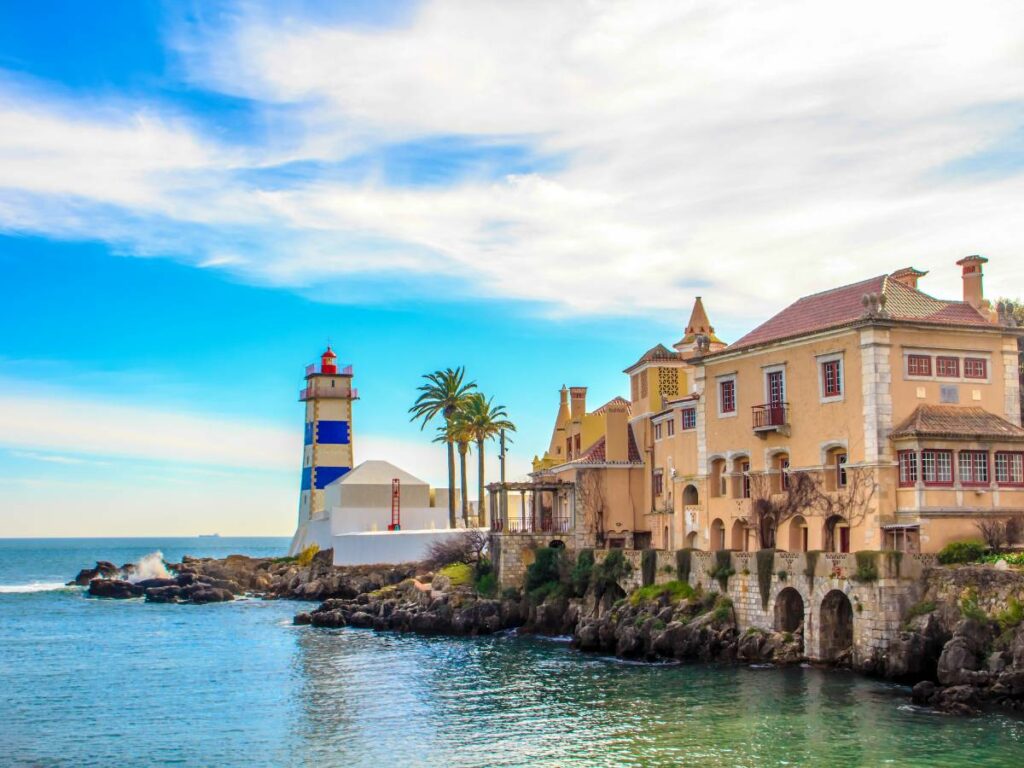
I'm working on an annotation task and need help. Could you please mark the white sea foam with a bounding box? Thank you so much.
[127,551,171,582]
[0,581,74,594]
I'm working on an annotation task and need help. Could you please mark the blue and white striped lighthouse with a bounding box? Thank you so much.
[295,347,358,538]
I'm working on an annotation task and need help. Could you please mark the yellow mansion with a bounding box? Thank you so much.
[516,256,1024,555]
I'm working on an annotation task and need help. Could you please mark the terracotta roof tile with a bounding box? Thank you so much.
[727,274,990,351]
[625,343,680,372]
[572,424,643,465]
[592,396,631,415]
[889,405,1024,442]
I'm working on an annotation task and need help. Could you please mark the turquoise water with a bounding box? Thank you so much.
[1,538,1023,767]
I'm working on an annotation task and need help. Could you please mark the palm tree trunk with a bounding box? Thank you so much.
[446,434,457,529]
[477,437,486,528]
[459,444,469,526]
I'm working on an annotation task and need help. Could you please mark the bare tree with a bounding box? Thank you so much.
[976,514,1024,550]
[744,467,877,550]
[576,469,607,548]
[422,529,489,571]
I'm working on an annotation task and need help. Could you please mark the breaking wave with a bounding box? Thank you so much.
[0,582,74,594]
[126,551,171,583]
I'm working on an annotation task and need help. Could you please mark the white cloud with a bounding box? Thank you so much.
[2,0,1024,322]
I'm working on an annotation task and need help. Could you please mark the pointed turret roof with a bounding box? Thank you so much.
[674,297,725,349]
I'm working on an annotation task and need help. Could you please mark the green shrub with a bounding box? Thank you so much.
[710,550,735,592]
[651,618,666,631]
[501,587,521,601]
[475,572,498,597]
[710,595,734,624]
[938,540,986,565]
[675,548,693,583]
[525,547,564,592]
[854,551,879,582]
[756,549,774,609]
[295,543,320,567]
[777,570,788,581]
[593,549,632,594]
[902,599,937,629]
[959,588,987,622]
[439,562,473,587]
[641,549,658,587]
[629,580,694,606]
[570,549,595,597]
[981,552,1024,567]
[996,597,1024,631]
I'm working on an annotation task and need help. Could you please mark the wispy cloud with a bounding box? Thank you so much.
[9,450,110,466]
[2,0,1024,322]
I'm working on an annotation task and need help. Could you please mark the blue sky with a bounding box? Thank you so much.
[1,0,1023,536]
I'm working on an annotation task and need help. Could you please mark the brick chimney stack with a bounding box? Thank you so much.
[955,255,988,309]
[569,386,587,421]
[890,267,927,291]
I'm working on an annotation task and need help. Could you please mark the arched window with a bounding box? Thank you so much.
[710,518,726,551]
[710,458,727,498]
[732,456,751,499]
[683,484,699,505]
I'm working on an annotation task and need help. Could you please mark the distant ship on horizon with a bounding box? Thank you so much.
[198,533,221,538]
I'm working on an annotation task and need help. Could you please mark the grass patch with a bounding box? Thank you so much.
[959,588,987,623]
[981,552,1024,567]
[629,580,694,606]
[710,595,734,624]
[902,599,937,629]
[439,562,474,587]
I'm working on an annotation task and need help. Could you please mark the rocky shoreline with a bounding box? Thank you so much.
[74,550,1024,716]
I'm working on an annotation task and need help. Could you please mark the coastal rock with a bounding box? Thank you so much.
[911,680,937,705]
[188,587,235,604]
[145,586,183,603]
[88,579,144,599]
[68,561,120,586]
[135,578,178,591]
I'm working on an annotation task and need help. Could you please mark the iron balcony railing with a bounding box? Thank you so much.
[492,515,572,534]
[299,386,359,401]
[752,401,789,430]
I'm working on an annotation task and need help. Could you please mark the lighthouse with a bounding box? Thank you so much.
[292,347,358,551]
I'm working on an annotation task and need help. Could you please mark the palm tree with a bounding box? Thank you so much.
[409,368,476,528]
[455,393,515,528]
[433,420,473,527]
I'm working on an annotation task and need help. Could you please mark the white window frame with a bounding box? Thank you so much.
[762,364,786,405]
[717,374,738,419]
[816,352,845,404]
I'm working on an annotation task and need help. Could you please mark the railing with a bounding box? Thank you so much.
[299,386,359,401]
[492,514,572,534]
[752,402,789,430]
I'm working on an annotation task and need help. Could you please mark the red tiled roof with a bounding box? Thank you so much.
[889,405,1024,442]
[573,424,643,465]
[727,274,990,351]
[624,343,679,372]
[592,396,631,415]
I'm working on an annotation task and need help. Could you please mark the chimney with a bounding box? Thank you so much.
[604,404,629,463]
[569,386,587,421]
[956,255,988,309]
[890,267,927,290]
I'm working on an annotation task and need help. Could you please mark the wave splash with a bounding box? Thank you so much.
[0,582,74,594]
[126,551,171,583]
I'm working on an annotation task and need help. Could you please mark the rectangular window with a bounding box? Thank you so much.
[836,453,848,488]
[907,354,932,377]
[780,458,790,491]
[995,452,1024,485]
[566,437,572,457]
[575,434,580,453]
[681,408,696,430]
[640,374,648,399]
[652,471,664,497]
[666,419,675,437]
[959,450,989,486]
[822,359,842,398]
[964,358,987,379]
[936,356,960,378]
[720,380,736,414]
[898,451,918,487]
[767,370,785,404]
[922,449,953,486]
[654,423,663,441]
[741,461,751,499]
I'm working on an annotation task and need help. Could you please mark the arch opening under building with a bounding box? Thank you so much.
[819,589,854,662]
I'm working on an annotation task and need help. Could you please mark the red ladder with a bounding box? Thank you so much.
[388,478,401,530]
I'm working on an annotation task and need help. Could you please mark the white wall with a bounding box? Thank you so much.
[332,528,488,566]
[328,505,448,535]
[288,516,333,555]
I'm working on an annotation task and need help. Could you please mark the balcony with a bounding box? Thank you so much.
[752,402,789,436]
[492,514,572,534]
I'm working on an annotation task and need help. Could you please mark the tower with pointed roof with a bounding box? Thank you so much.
[674,297,726,355]
[295,346,358,539]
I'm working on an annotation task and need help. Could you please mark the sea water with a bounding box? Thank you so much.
[1,537,1022,767]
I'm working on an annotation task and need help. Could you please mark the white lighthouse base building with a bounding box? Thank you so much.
[289,459,481,565]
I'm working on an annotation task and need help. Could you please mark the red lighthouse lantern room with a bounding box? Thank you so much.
[320,346,338,375]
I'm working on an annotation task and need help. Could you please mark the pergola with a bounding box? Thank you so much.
[487,480,576,535]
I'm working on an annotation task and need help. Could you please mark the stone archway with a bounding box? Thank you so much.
[683,484,699,505]
[730,519,747,551]
[686,531,698,548]
[774,587,805,633]
[819,590,853,662]
[710,519,725,551]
